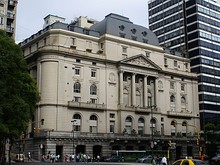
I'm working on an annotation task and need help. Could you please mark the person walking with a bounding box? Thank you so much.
[161,155,167,165]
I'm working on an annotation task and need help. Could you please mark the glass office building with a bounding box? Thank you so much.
[149,0,220,129]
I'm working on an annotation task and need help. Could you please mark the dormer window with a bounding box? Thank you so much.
[119,25,125,31]
[131,28,136,34]
[142,31,147,37]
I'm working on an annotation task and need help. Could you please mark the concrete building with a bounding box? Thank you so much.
[148,0,220,129]
[18,13,200,161]
[0,0,18,38]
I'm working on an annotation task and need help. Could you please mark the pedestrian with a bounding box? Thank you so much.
[156,155,160,165]
[161,155,167,165]
[28,152,32,161]
[152,156,156,165]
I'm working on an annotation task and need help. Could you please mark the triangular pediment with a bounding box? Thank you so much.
[119,54,161,70]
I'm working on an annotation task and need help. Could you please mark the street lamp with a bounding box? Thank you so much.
[71,119,76,162]
[149,105,157,156]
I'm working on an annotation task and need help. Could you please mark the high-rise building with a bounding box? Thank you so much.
[17,13,200,160]
[0,0,18,38]
[149,0,220,129]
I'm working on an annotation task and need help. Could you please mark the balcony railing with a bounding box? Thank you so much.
[167,110,194,118]
[6,26,14,33]
[68,101,106,110]
[8,0,17,6]
[7,12,15,19]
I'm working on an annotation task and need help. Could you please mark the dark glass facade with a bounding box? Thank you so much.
[149,0,220,129]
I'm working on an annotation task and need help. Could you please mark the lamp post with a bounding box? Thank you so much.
[71,120,76,162]
[149,105,157,156]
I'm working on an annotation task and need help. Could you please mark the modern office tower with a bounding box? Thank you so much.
[18,13,200,160]
[0,0,18,38]
[149,0,220,129]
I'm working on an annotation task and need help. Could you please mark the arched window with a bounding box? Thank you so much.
[72,114,81,132]
[74,82,81,93]
[181,96,186,104]
[138,118,145,135]
[170,95,175,103]
[89,115,98,133]
[125,116,132,134]
[90,84,97,95]
[150,118,156,135]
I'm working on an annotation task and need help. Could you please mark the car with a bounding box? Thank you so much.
[172,158,210,165]
[210,155,220,165]
[136,155,152,163]
[105,156,124,162]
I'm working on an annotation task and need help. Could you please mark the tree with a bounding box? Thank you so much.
[0,30,40,162]
[204,123,220,158]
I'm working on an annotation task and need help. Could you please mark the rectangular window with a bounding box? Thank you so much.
[164,58,168,66]
[75,68,80,75]
[122,46,127,53]
[74,97,81,102]
[90,98,97,104]
[44,38,47,46]
[110,121,115,133]
[76,59,81,63]
[146,51,150,58]
[170,82,174,89]
[110,113,115,118]
[181,84,185,91]
[89,126,97,133]
[174,60,177,67]
[91,69,96,77]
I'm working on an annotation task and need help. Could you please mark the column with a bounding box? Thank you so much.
[119,71,124,104]
[132,73,136,106]
[143,75,148,107]
[154,77,158,106]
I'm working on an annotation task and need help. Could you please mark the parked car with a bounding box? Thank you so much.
[172,158,210,165]
[136,155,152,163]
[105,156,124,162]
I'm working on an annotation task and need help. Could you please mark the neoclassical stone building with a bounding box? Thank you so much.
[19,13,200,160]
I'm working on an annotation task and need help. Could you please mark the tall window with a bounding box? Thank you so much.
[181,84,185,91]
[74,82,81,93]
[125,116,132,134]
[75,68,80,75]
[91,69,96,78]
[73,114,81,131]
[90,84,97,95]
[150,118,156,135]
[138,118,145,135]
[170,82,174,89]
[170,95,175,103]
[110,121,115,133]
[89,115,98,133]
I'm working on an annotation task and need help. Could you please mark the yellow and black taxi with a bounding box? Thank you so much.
[172,158,210,165]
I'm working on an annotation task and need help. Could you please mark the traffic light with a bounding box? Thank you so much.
[41,119,44,125]
[168,140,172,147]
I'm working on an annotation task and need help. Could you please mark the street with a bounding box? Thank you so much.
[12,162,149,165]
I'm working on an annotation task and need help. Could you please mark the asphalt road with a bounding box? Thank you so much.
[12,162,150,165]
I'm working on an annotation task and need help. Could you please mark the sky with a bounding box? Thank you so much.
[15,0,149,42]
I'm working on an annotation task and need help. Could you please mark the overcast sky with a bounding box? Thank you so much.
[15,0,149,42]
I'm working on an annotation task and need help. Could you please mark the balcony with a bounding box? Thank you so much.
[167,110,194,118]
[118,104,158,114]
[7,12,15,19]
[8,0,17,6]
[68,101,106,111]
[6,26,14,33]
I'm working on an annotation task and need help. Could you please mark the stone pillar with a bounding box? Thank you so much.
[132,73,136,106]
[119,71,124,104]
[143,75,148,107]
[154,77,158,106]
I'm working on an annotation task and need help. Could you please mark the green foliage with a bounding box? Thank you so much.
[0,30,40,139]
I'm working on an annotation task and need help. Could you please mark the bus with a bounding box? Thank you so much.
[111,150,146,162]
[111,150,168,162]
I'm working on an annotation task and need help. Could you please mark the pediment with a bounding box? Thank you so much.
[119,54,161,70]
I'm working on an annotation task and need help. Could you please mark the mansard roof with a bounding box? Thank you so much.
[90,13,160,46]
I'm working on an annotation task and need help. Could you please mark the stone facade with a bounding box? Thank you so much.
[18,14,201,161]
